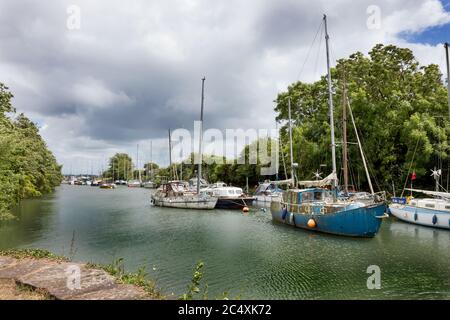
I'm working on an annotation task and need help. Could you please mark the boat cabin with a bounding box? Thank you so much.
[280,188,360,215]
[205,186,244,198]
[283,188,336,204]
[255,182,283,195]
[159,181,191,196]
[392,197,450,212]
[188,178,209,189]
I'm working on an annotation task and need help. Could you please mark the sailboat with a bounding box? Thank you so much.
[270,15,387,237]
[255,107,295,204]
[390,187,450,229]
[128,144,142,187]
[100,158,117,189]
[143,140,157,188]
[389,43,450,230]
[151,78,218,209]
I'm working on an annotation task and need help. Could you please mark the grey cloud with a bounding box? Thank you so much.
[0,0,448,173]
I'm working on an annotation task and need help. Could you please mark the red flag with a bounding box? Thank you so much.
[411,171,417,181]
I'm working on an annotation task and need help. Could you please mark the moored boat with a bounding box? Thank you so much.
[390,190,450,230]
[271,188,387,237]
[254,181,283,204]
[270,15,388,237]
[203,182,255,209]
[151,181,217,209]
[142,181,157,189]
[99,182,116,189]
[388,44,450,231]
[127,180,141,188]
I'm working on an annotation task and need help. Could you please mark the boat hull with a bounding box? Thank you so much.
[389,204,450,229]
[151,196,217,209]
[271,202,387,237]
[254,194,282,204]
[215,197,255,209]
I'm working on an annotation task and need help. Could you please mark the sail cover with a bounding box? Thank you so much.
[405,188,450,200]
[298,172,338,188]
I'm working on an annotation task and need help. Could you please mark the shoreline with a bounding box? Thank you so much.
[0,249,163,300]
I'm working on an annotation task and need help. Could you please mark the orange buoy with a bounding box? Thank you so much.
[307,219,316,228]
[242,206,249,213]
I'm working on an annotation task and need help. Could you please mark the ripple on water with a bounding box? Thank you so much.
[1,185,449,299]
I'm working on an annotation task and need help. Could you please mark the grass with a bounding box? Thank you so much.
[15,282,54,300]
[1,249,163,299]
[0,248,68,262]
[86,258,164,299]
[0,249,236,300]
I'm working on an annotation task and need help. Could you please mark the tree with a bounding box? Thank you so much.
[275,44,450,192]
[104,153,133,181]
[143,162,159,179]
[0,83,62,220]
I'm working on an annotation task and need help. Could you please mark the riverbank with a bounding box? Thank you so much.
[0,249,162,300]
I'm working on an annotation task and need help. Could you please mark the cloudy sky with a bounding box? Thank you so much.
[0,0,449,174]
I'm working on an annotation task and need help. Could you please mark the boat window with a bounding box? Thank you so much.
[314,192,322,201]
[445,206,450,210]
[410,201,417,206]
[292,192,298,204]
[425,204,435,208]
[302,192,312,202]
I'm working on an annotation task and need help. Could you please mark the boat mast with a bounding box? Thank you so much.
[168,129,173,180]
[150,140,153,181]
[324,14,337,188]
[197,77,206,194]
[137,144,141,183]
[347,99,375,195]
[112,158,114,183]
[122,158,125,181]
[342,76,349,195]
[288,97,295,187]
[445,43,450,120]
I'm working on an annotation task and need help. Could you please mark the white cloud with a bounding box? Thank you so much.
[72,77,134,108]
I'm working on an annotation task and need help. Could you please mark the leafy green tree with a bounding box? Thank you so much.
[143,162,159,180]
[275,44,450,192]
[104,153,133,181]
[0,83,62,220]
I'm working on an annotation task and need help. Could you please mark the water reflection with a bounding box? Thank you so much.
[0,185,448,299]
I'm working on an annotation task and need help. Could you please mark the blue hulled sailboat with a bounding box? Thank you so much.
[270,15,388,237]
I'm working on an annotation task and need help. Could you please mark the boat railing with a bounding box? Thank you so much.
[280,201,345,215]
[351,191,386,203]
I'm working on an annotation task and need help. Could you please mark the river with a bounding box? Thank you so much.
[0,185,449,299]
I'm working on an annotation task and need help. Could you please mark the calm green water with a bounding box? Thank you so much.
[0,185,449,299]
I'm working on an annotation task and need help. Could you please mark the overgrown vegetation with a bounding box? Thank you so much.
[179,261,238,300]
[180,261,208,300]
[0,83,62,221]
[275,44,450,193]
[15,282,54,300]
[87,258,163,299]
[0,248,68,262]
[0,250,239,300]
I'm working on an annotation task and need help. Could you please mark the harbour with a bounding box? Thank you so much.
[0,185,448,300]
[1,1,450,304]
